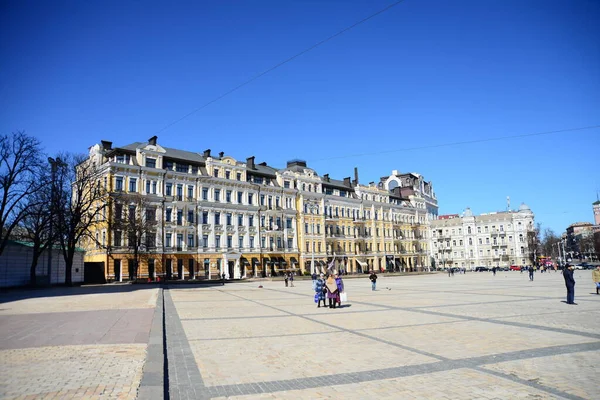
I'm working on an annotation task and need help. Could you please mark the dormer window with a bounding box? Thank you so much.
[116,154,129,164]
[146,158,156,168]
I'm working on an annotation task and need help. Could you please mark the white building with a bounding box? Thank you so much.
[429,204,535,270]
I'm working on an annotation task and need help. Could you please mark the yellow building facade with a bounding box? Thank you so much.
[82,137,437,281]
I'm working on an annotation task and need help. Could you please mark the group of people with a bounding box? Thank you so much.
[313,272,345,308]
[283,271,295,287]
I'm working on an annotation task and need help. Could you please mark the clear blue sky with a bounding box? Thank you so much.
[1,0,599,235]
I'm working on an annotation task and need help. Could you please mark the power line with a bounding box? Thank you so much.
[154,0,407,135]
[309,124,600,162]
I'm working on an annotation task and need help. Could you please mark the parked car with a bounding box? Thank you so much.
[509,265,521,271]
[475,266,489,272]
[573,264,585,270]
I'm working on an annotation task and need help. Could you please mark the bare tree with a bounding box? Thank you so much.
[55,154,107,285]
[110,192,158,280]
[541,228,560,260]
[16,181,54,286]
[527,223,541,266]
[0,132,43,256]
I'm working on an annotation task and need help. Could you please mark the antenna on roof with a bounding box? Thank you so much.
[507,196,510,212]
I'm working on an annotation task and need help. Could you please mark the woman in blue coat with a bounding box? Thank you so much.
[315,274,327,308]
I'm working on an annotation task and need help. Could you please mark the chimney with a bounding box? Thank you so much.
[219,151,224,158]
[323,173,330,182]
[203,149,211,158]
[100,140,112,151]
[148,136,157,146]
[343,177,351,186]
[246,156,255,169]
[354,167,359,185]
[258,162,267,167]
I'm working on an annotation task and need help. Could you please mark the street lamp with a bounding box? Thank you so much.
[47,157,66,285]
[305,201,320,275]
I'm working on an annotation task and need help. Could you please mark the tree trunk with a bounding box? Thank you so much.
[64,247,75,286]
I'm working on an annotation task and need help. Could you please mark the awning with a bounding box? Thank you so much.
[241,257,250,265]
[290,257,298,265]
[252,257,259,265]
[395,259,402,268]
[280,257,287,266]
[356,260,367,268]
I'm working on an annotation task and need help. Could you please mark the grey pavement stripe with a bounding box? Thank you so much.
[265,286,600,340]
[473,366,587,400]
[220,289,449,362]
[206,341,600,398]
[187,330,340,342]
[138,288,165,400]
[180,314,291,321]
[164,289,210,400]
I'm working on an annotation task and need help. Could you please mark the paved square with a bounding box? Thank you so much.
[165,270,600,399]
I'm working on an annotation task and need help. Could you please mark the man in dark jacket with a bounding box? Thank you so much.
[563,264,576,305]
[369,271,377,291]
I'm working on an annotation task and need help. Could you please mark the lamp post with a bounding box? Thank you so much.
[47,157,65,285]
[305,201,319,275]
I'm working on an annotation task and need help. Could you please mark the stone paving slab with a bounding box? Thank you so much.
[165,271,599,399]
[0,344,146,400]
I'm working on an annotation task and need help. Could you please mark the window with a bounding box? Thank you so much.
[165,233,172,248]
[214,212,220,225]
[165,183,172,196]
[176,163,188,173]
[116,154,129,164]
[115,204,123,220]
[486,238,490,244]
[226,190,232,203]
[202,188,208,200]
[187,210,194,224]
[287,238,293,249]
[238,214,243,226]
[166,208,172,222]
[202,235,208,248]
[202,211,208,224]
[215,189,220,202]
[249,236,254,249]
[176,210,182,225]
[236,172,241,181]
[215,235,221,249]
[467,226,471,234]
[176,234,183,249]
[192,165,198,174]
[146,232,155,248]
[226,213,232,226]
[485,226,489,233]
[146,208,156,221]
[284,181,290,188]
[115,177,123,191]
[114,231,122,246]
[146,180,150,194]
[305,223,309,233]
[237,191,243,204]
[128,205,136,220]
[152,181,157,194]
[500,225,504,232]
[249,215,254,226]
[146,158,156,168]
[459,240,463,246]
[238,236,244,249]
[213,168,219,178]
[176,185,183,201]
[286,218,292,229]
[188,234,194,248]
[165,161,173,170]
[227,235,233,249]
[469,238,472,245]
[477,227,481,233]
[248,193,254,204]
[225,170,230,179]
[453,240,456,246]
[277,237,282,249]
[478,238,482,245]
[187,185,194,200]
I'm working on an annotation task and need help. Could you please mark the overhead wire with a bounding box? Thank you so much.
[309,125,600,162]
[153,0,407,135]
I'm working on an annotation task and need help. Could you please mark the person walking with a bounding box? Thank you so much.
[325,274,339,308]
[315,274,327,308]
[369,270,378,291]
[529,265,534,281]
[563,264,576,305]
[284,272,289,287]
[492,267,496,276]
[592,266,600,295]
[335,272,345,307]
[289,271,295,287]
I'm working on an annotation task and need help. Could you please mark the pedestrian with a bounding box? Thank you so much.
[325,274,339,308]
[289,271,295,287]
[369,270,378,291]
[315,273,327,308]
[528,265,534,281]
[284,272,289,287]
[311,272,317,291]
[335,272,345,306]
[563,264,576,305]
[592,266,600,295]
[492,267,496,276]
[221,272,225,286]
